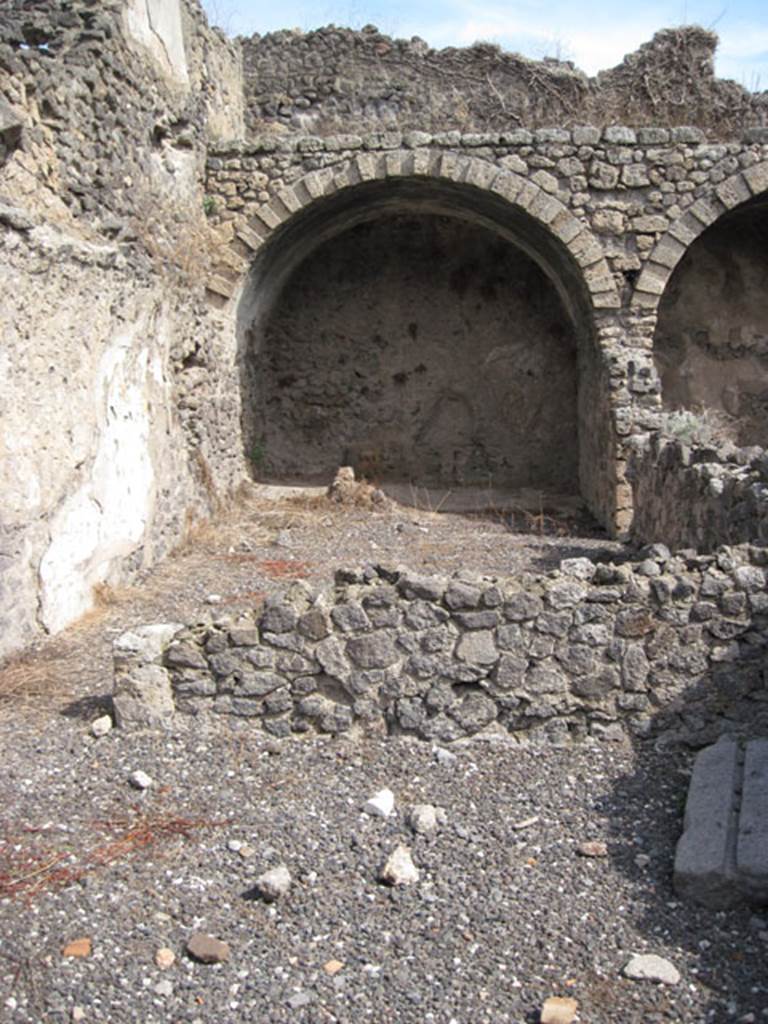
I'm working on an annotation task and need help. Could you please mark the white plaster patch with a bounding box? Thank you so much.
[39,327,157,634]
[123,0,188,85]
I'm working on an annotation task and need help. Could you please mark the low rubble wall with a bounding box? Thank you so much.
[629,435,768,551]
[114,545,768,748]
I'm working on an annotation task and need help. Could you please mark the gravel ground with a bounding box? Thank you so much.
[1,497,766,1023]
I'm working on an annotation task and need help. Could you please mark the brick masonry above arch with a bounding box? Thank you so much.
[632,160,768,311]
[207,149,622,313]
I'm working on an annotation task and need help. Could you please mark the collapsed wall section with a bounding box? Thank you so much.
[240,25,768,137]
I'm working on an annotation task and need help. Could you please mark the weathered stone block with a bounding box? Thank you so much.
[674,737,741,909]
[346,632,399,669]
[114,663,175,730]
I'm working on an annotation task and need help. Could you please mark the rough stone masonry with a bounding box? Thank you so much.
[2,0,768,665]
[113,543,768,748]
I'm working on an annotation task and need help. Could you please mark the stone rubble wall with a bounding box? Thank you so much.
[204,128,768,534]
[205,127,768,307]
[0,0,242,227]
[240,25,768,137]
[629,435,768,552]
[115,548,768,750]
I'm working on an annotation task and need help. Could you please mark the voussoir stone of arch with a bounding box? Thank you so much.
[634,161,768,310]
[744,162,768,195]
[212,149,621,309]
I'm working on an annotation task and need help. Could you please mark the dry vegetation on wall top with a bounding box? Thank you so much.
[242,24,768,136]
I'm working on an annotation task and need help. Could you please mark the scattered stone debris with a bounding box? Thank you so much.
[255,864,292,901]
[128,770,153,790]
[540,995,579,1023]
[90,715,112,738]
[363,788,395,818]
[434,747,457,766]
[323,960,344,975]
[577,840,608,858]
[379,844,419,886]
[407,803,443,834]
[62,938,92,959]
[327,466,391,509]
[286,991,314,1009]
[513,815,540,831]
[186,932,230,964]
[71,1008,86,1022]
[154,947,175,969]
[623,953,680,985]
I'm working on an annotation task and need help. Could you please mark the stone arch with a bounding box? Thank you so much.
[632,161,768,310]
[209,150,621,313]
[224,149,623,531]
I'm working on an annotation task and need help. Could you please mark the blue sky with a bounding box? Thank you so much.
[202,0,768,88]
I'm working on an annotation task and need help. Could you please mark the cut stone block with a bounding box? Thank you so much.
[675,737,768,909]
[737,739,768,903]
[673,736,741,909]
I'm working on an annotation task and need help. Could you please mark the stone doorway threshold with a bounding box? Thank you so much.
[249,481,584,518]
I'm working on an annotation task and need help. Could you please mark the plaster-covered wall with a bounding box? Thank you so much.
[0,0,245,658]
[123,0,190,85]
[0,216,244,658]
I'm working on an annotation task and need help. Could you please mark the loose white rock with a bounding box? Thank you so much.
[577,840,608,858]
[256,864,292,901]
[623,953,680,985]
[434,746,457,766]
[379,844,419,886]
[90,715,112,738]
[559,556,596,581]
[129,770,153,790]
[363,788,395,818]
[512,815,540,831]
[154,979,173,997]
[408,804,442,835]
[540,995,579,1023]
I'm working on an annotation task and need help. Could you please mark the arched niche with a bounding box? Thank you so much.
[654,193,768,445]
[235,175,609,524]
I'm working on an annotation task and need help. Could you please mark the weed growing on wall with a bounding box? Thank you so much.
[657,407,736,447]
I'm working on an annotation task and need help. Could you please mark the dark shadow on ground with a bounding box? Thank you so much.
[60,692,113,721]
[600,662,768,1021]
